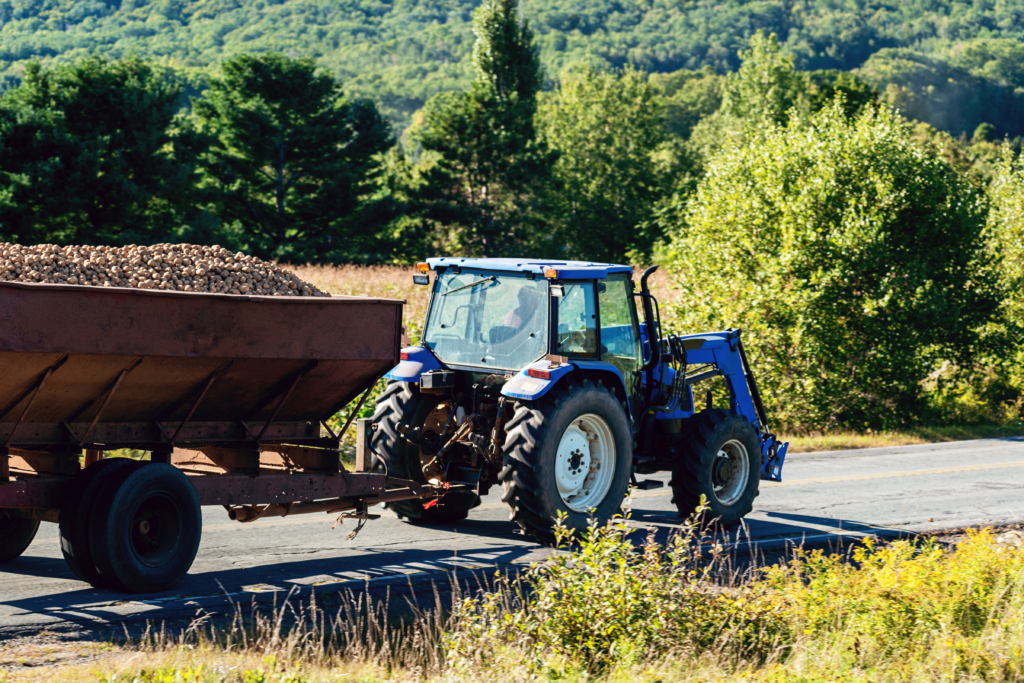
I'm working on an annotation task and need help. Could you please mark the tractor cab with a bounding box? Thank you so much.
[417,259,644,390]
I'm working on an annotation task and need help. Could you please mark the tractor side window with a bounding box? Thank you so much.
[556,282,597,357]
[598,274,642,376]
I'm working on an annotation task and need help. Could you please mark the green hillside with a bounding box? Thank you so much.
[4,0,1024,132]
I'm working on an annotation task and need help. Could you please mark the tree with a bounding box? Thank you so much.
[414,0,554,257]
[720,31,805,125]
[987,151,1024,397]
[192,53,393,262]
[649,66,724,140]
[0,56,198,245]
[660,99,998,430]
[541,65,668,263]
[686,32,810,181]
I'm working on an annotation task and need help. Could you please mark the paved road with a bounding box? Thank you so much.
[0,436,1022,638]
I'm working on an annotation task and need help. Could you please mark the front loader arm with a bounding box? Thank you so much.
[658,328,788,482]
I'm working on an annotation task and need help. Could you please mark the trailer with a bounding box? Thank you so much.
[0,281,438,593]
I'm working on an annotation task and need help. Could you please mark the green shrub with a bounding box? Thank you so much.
[659,99,999,430]
[445,503,789,672]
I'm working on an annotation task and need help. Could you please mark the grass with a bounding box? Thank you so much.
[18,510,1024,682]
[783,424,1024,453]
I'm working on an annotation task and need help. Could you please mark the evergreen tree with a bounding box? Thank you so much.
[0,57,199,246]
[192,53,393,262]
[415,0,553,257]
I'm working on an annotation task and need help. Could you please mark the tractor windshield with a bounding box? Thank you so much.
[423,271,549,371]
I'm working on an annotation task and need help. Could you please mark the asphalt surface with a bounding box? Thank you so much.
[0,435,1022,639]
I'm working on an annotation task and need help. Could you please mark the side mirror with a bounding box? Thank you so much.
[550,284,565,297]
[413,275,430,285]
[597,282,607,293]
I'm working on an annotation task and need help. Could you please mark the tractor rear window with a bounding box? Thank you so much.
[422,271,549,371]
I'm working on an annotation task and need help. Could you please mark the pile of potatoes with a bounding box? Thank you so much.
[0,243,330,297]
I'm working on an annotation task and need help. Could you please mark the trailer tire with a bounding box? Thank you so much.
[0,516,39,561]
[670,409,760,528]
[59,458,142,584]
[370,381,480,524]
[500,378,632,543]
[89,463,202,593]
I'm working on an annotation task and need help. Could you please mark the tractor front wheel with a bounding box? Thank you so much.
[500,378,632,542]
[670,409,760,527]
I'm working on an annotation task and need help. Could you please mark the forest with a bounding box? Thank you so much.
[3,1,1024,135]
[0,0,1023,432]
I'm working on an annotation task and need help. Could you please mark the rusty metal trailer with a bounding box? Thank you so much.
[0,281,436,592]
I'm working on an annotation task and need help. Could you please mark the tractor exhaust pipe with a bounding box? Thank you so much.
[640,265,660,371]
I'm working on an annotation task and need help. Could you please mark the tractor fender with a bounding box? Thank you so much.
[501,360,574,400]
[384,346,444,383]
[501,359,631,410]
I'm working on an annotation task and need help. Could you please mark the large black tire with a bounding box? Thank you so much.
[670,409,760,527]
[370,381,480,524]
[0,515,39,561]
[59,458,142,584]
[88,463,202,593]
[500,378,632,542]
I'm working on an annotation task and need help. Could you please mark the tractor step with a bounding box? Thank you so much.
[634,479,664,490]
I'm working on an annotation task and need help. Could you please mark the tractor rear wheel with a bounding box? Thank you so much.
[500,378,632,542]
[370,381,480,524]
[670,409,760,527]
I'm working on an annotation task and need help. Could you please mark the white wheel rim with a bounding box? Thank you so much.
[712,439,750,506]
[554,413,616,512]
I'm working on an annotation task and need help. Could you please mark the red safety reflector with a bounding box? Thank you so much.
[544,268,558,279]
[417,262,430,272]
[527,368,551,380]
[401,352,410,360]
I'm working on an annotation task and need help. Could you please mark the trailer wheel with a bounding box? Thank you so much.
[670,409,760,527]
[88,463,202,593]
[370,381,480,524]
[0,515,39,562]
[59,458,143,584]
[500,378,632,542]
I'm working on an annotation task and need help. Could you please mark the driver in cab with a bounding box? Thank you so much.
[504,286,544,332]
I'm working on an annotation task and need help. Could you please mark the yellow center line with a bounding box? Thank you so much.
[624,460,1024,500]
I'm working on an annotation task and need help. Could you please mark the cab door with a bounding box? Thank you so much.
[597,274,645,426]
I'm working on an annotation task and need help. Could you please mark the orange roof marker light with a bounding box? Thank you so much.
[544,268,559,279]
[417,263,430,273]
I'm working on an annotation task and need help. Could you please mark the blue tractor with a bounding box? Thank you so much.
[371,258,788,540]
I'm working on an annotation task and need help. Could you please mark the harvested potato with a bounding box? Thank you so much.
[0,243,331,297]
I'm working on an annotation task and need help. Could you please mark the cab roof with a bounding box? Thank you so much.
[425,257,633,280]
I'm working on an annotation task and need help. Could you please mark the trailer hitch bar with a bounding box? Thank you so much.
[225,479,460,523]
